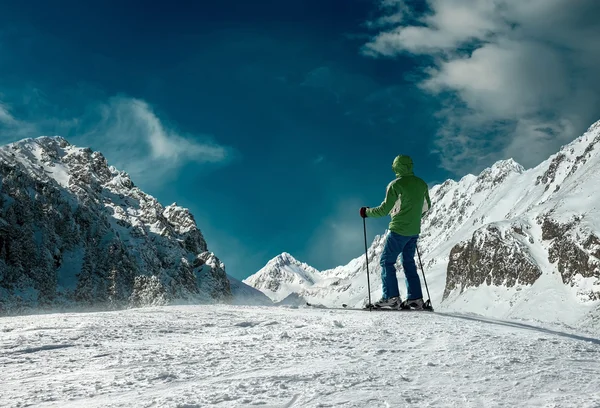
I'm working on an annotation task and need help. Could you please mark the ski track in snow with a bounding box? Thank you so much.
[1,305,600,407]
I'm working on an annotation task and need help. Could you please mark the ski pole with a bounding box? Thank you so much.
[363,217,372,311]
[416,245,432,308]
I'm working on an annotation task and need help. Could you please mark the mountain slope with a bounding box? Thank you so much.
[0,136,232,312]
[247,120,600,328]
[227,274,273,306]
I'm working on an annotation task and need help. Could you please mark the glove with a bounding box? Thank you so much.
[359,207,369,218]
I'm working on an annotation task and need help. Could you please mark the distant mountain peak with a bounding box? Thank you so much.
[476,158,524,186]
[490,158,524,172]
[268,252,301,267]
[243,252,320,302]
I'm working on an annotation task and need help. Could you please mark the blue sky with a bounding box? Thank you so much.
[1,0,599,279]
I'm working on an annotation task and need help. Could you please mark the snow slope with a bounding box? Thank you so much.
[246,120,600,329]
[226,274,273,306]
[1,305,599,407]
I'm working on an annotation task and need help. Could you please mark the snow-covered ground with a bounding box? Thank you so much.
[2,305,600,407]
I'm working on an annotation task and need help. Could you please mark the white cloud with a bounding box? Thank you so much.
[364,0,600,174]
[366,2,407,29]
[0,94,230,188]
[0,103,17,125]
[0,100,40,141]
[77,96,230,187]
[365,0,500,56]
[423,40,570,119]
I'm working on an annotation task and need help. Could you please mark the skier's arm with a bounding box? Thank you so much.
[422,189,432,214]
[366,182,398,218]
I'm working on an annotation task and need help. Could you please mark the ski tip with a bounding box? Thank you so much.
[342,304,348,308]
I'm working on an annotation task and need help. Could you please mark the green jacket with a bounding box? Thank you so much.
[366,155,431,236]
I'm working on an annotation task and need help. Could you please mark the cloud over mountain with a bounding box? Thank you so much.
[365,0,600,174]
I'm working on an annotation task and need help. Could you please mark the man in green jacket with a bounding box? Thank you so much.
[360,155,431,310]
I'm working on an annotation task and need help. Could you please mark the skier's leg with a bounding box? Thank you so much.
[379,232,403,299]
[401,235,423,300]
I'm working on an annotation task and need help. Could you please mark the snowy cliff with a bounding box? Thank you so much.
[247,120,600,328]
[0,136,245,312]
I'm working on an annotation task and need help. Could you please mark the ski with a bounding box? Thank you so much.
[305,301,434,312]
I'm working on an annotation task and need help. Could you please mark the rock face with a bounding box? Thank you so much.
[540,216,600,300]
[247,119,600,327]
[445,223,542,299]
[0,136,232,313]
[440,122,600,304]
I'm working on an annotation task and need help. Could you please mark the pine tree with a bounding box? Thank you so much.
[75,246,94,304]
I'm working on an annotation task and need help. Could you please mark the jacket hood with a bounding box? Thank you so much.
[392,155,414,177]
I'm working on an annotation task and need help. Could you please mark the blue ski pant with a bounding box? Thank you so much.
[380,232,423,300]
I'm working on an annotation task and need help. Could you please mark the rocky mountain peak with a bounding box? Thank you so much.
[258,252,318,281]
[476,158,524,186]
[490,158,524,173]
[243,252,320,302]
[269,252,299,267]
[0,136,231,312]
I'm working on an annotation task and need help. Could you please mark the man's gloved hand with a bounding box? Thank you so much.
[359,207,369,218]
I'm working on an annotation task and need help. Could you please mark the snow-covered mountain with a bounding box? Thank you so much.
[0,136,260,312]
[246,120,600,328]
[246,236,391,308]
[243,252,321,302]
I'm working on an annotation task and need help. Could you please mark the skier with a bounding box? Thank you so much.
[360,155,431,310]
